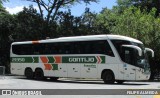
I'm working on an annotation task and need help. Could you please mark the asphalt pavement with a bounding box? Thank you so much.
[0,76,159,98]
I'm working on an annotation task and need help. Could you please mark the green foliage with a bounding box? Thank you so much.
[25,0,99,25]
[0,0,9,14]
[13,5,45,41]
[117,0,160,16]
[54,8,100,37]
[0,12,14,73]
[96,6,159,43]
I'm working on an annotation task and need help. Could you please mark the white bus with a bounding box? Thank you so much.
[10,35,154,84]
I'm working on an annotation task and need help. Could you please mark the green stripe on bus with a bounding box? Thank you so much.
[100,56,105,63]
[62,56,105,63]
[11,56,105,64]
[48,56,55,63]
[11,57,39,63]
[52,64,58,70]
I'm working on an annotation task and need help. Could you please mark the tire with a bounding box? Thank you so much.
[50,77,59,81]
[102,71,115,84]
[116,80,125,84]
[25,68,34,79]
[34,69,44,80]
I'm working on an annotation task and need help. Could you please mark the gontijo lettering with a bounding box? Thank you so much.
[69,57,95,63]
[62,56,105,64]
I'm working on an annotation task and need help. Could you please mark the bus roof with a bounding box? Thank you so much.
[12,34,143,45]
[107,35,143,44]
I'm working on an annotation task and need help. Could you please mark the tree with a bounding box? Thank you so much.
[25,0,98,25]
[116,0,160,16]
[0,0,8,4]
[24,0,98,38]
[130,0,160,12]
[116,0,133,12]
[80,8,98,34]
[0,0,14,73]
[13,5,46,41]
[0,0,9,14]
[94,8,116,34]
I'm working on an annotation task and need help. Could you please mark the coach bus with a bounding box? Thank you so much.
[10,35,154,84]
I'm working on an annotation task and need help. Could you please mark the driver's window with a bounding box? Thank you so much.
[122,48,135,65]
[125,50,131,64]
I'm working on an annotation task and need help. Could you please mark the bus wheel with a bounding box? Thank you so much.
[50,77,59,81]
[35,69,44,80]
[102,71,115,84]
[116,80,125,84]
[25,68,34,79]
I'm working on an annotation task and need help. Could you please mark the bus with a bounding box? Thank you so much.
[10,35,154,84]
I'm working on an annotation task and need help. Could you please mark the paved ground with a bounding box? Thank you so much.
[0,76,160,98]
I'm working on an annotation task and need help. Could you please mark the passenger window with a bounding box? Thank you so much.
[12,40,114,57]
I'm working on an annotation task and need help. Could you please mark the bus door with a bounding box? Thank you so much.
[122,47,136,80]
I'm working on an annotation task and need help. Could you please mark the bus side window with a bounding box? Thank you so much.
[12,45,20,55]
[51,43,58,54]
[81,41,90,54]
[64,43,70,54]
[93,40,106,54]
[92,40,114,57]
[71,42,80,54]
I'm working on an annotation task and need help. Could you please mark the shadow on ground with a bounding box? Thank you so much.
[15,76,150,86]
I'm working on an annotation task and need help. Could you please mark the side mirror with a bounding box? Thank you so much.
[145,48,154,57]
[122,45,142,56]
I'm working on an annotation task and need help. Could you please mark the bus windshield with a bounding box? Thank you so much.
[132,42,150,70]
[111,40,150,69]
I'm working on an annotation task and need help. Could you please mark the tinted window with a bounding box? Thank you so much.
[111,40,131,58]
[12,44,42,55]
[12,40,114,57]
[111,40,137,65]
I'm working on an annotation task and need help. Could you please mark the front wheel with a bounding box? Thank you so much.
[50,77,59,81]
[116,80,125,84]
[102,71,115,84]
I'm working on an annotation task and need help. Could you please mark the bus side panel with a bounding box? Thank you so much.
[97,56,124,80]
[97,64,119,79]
[43,63,68,77]
[11,63,41,75]
[81,63,98,78]
[11,63,23,75]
